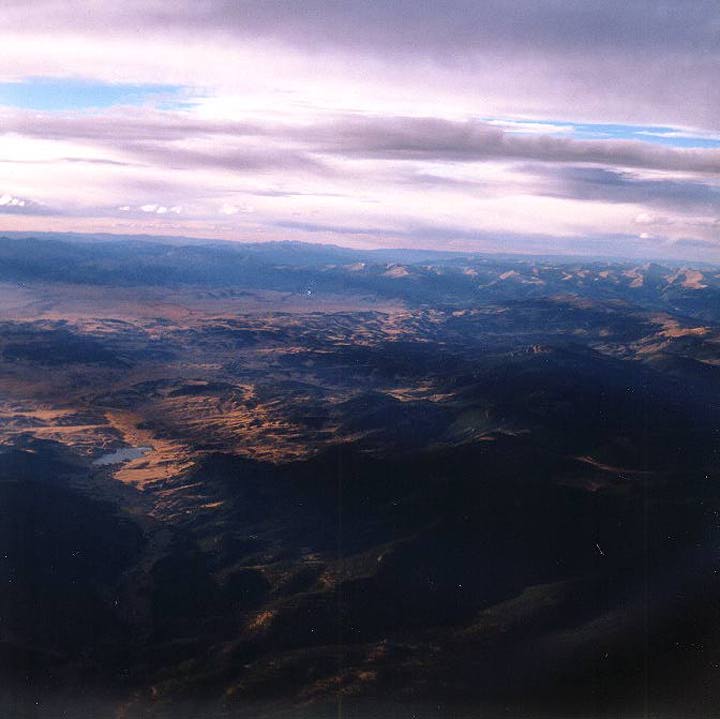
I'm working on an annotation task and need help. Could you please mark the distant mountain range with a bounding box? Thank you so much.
[2,232,719,321]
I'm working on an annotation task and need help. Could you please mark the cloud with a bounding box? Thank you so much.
[6,108,720,177]
[138,204,182,215]
[0,1,718,258]
[1,1,717,132]
[129,144,327,175]
[5,1,718,57]
[274,220,391,237]
[2,105,719,255]
[218,203,254,215]
[634,212,719,229]
[527,166,720,212]
[0,108,329,175]
[302,116,720,174]
[0,193,26,208]
[0,192,54,215]
[0,108,260,144]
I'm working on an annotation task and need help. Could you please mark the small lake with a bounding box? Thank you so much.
[93,446,152,466]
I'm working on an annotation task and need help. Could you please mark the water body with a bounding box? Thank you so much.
[93,446,151,466]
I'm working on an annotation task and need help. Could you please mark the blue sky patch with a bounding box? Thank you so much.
[568,122,720,149]
[483,118,720,149]
[0,78,184,111]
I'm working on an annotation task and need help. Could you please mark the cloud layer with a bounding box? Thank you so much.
[0,1,718,259]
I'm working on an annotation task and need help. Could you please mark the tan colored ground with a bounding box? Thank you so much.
[0,282,404,324]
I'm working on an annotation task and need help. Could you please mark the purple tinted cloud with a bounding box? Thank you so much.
[1,1,718,256]
[5,110,720,175]
[303,117,720,173]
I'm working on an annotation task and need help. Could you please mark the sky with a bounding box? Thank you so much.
[0,1,718,260]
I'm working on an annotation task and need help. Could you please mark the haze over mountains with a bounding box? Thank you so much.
[2,232,720,313]
[1,233,720,718]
